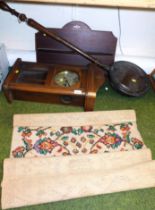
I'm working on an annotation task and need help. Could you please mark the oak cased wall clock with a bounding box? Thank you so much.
[3,58,105,111]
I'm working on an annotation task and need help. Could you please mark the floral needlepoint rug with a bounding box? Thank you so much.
[1,110,155,209]
[10,110,145,158]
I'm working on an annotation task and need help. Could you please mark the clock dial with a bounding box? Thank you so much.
[54,70,80,87]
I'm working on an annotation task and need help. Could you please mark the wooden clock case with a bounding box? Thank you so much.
[3,21,117,111]
[3,58,106,111]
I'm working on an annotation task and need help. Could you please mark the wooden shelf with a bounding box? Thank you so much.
[10,0,155,9]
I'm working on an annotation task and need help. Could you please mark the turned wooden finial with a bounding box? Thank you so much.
[0,0,27,22]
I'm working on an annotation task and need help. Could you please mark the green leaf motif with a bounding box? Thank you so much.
[87,134,95,139]
[36,130,45,136]
[128,122,133,126]
[72,128,78,135]
[40,150,47,155]
[23,128,32,134]
[108,125,116,131]
[77,128,83,135]
[134,144,143,149]
[61,136,69,141]
[18,127,25,132]
[120,123,125,128]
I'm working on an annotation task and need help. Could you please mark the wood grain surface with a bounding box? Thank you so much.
[10,0,155,9]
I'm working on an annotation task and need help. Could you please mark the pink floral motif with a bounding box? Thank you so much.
[71,137,76,143]
[120,124,130,132]
[81,125,92,132]
[21,131,32,138]
[12,122,144,158]
[60,127,72,134]
[34,138,59,154]
[99,133,122,146]
[12,146,25,158]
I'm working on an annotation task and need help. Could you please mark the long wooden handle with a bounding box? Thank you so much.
[0,1,110,72]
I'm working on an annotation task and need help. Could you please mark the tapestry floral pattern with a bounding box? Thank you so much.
[11,122,145,158]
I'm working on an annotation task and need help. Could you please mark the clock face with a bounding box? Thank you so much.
[54,70,80,87]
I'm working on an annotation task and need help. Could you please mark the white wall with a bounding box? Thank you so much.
[0,2,155,73]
